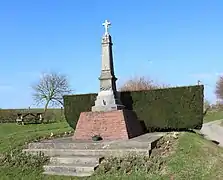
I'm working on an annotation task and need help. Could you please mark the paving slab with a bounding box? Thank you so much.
[200,119,223,147]
[27,132,164,151]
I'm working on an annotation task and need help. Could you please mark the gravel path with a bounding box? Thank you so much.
[200,119,223,147]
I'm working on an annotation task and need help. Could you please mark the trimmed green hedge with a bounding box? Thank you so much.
[63,94,96,128]
[0,109,18,123]
[63,85,204,131]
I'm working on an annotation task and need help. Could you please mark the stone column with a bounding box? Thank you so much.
[91,21,124,112]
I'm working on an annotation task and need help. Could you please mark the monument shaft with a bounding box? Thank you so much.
[91,20,124,112]
[99,34,116,91]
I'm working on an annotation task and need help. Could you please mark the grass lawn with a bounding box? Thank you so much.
[1,122,223,180]
[0,122,72,153]
[204,110,223,123]
[167,132,223,180]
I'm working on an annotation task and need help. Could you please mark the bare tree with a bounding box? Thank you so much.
[203,99,211,116]
[119,76,168,92]
[215,76,223,102]
[32,72,72,113]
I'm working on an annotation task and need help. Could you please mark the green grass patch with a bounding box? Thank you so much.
[0,122,72,153]
[0,122,74,180]
[166,132,223,180]
[220,120,223,127]
[0,123,223,180]
[204,111,223,123]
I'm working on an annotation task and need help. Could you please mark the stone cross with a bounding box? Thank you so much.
[102,20,111,35]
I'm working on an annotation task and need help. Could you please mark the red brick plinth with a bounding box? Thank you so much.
[73,110,144,140]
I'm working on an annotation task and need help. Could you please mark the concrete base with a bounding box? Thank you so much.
[91,90,124,112]
[91,104,124,112]
[73,110,144,140]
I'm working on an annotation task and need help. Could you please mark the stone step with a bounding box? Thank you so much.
[43,164,96,177]
[49,155,103,165]
[27,141,152,150]
[43,171,92,177]
[23,148,149,157]
[28,142,104,149]
[23,133,165,177]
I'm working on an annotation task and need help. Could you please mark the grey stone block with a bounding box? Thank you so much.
[43,165,96,176]
[23,148,150,157]
[50,156,102,166]
[43,171,92,177]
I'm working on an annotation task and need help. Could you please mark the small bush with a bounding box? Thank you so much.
[43,111,56,123]
[95,133,177,176]
[0,109,18,123]
[95,154,163,175]
[0,150,48,169]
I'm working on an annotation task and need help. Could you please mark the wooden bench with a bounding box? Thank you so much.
[16,113,44,125]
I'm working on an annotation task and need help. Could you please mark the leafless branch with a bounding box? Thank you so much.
[215,76,223,100]
[119,76,168,92]
[32,72,72,111]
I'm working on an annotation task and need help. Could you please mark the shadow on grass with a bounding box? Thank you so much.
[20,121,57,125]
[147,127,198,133]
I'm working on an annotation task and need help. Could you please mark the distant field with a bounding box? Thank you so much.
[0,108,63,113]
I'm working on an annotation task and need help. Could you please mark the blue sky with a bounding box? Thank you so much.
[0,0,222,108]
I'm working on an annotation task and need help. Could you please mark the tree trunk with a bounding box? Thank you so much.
[203,107,210,116]
[43,100,50,123]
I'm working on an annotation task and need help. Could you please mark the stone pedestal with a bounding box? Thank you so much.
[91,90,124,112]
[73,110,144,140]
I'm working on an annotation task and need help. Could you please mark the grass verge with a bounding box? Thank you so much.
[167,132,223,180]
[0,123,223,180]
[204,111,223,123]
[220,120,223,127]
[0,122,73,180]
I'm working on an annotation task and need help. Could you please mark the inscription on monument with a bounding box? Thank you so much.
[100,86,112,91]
